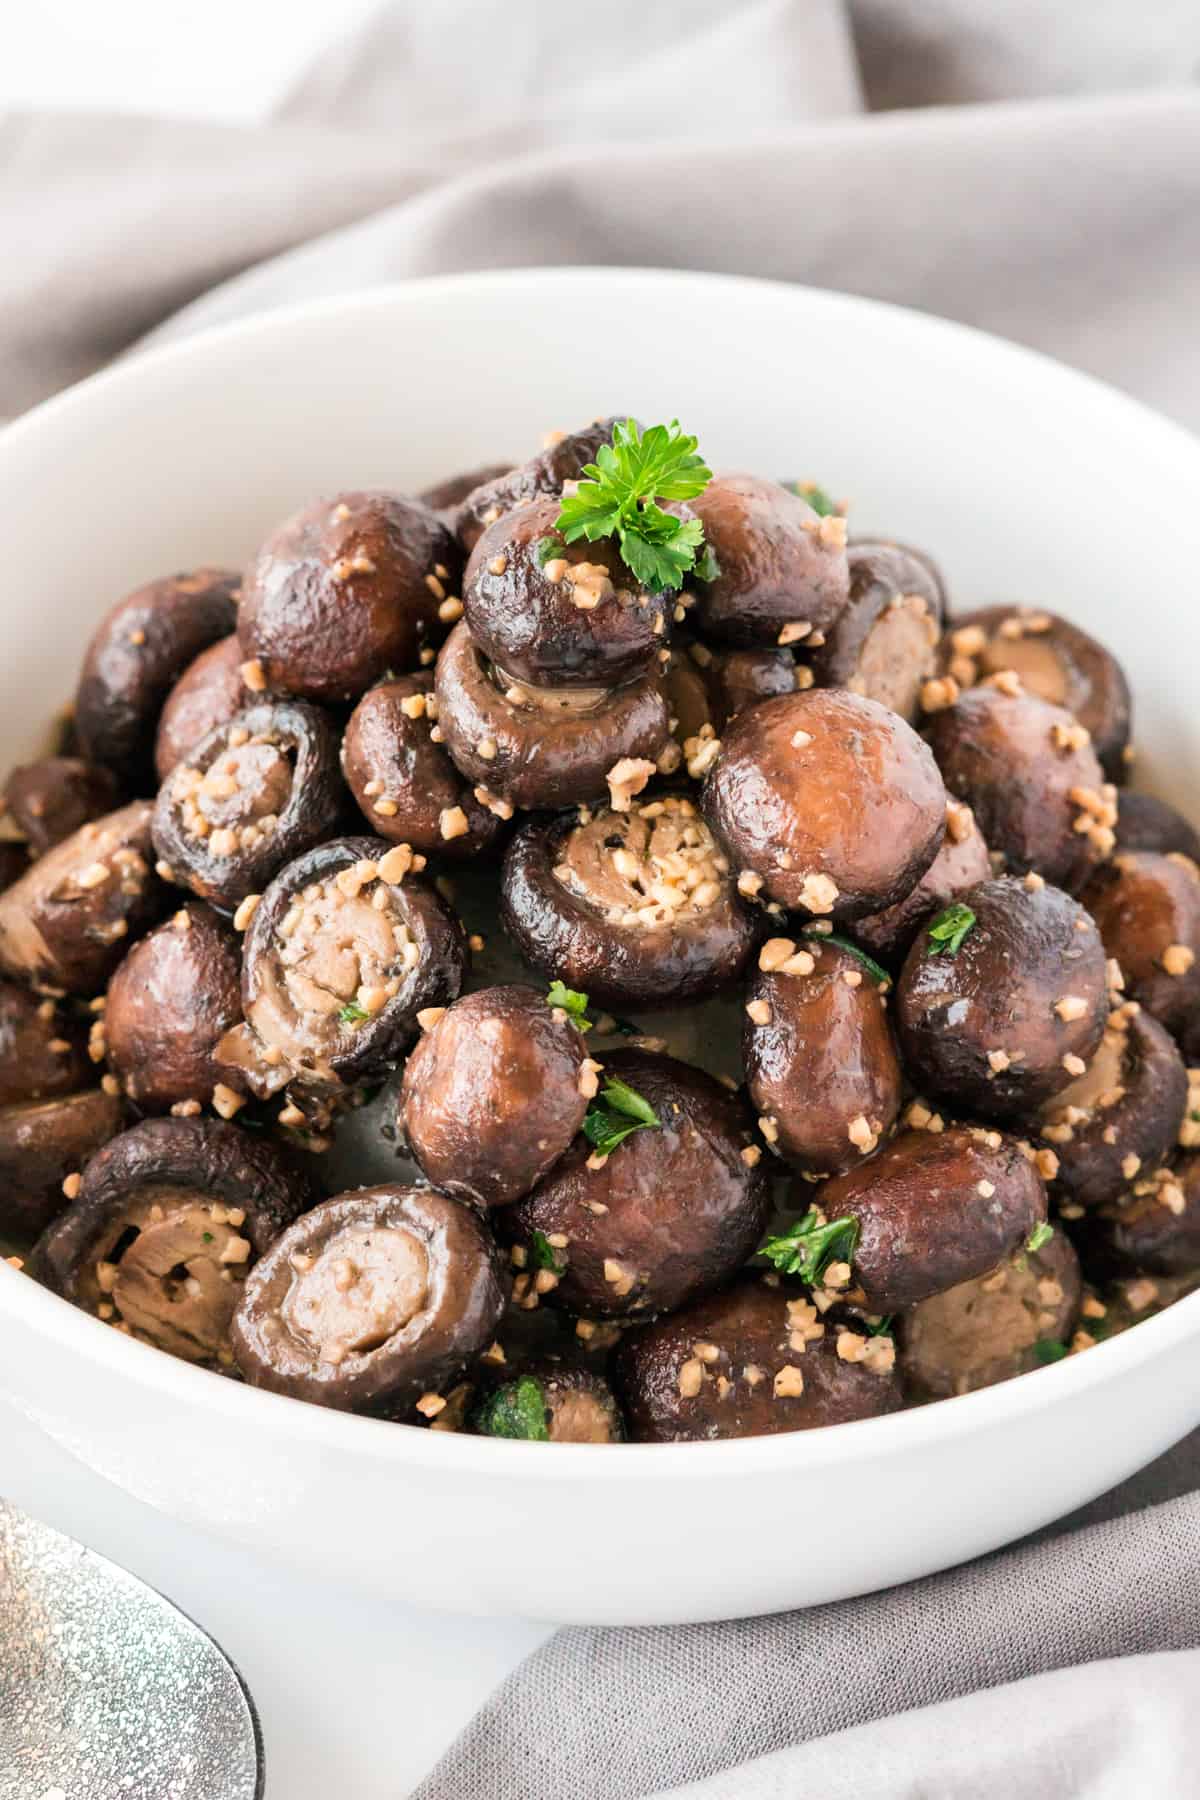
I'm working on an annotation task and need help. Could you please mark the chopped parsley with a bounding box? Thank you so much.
[1033,1338,1069,1364]
[529,1229,564,1274]
[758,1210,860,1287]
[546,980,592,1031]
[202,1231,214,1244]
[472,1376,550,1442]
[793,480,838,517]
[866,1314,894,1338]
[555,419,712,593]
[534,535,561,568]
[582,1077,661,1158]
[1025,1221,1055,1255]
[926,903,976,957]
[801,927,890,987]
[693,542,722,584]
[338,1001,369,1026]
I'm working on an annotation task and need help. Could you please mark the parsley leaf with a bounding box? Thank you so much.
[546,980,592,1031]
[758,1210,860,1287]
[866,1314,894,1338]
[792,480,838,517]
[1025,1221,1055,1254]
[582,1077,661,1158]
[472,1376,550,1442]
[555,418,713,593]
[529,1229,564,1274]
[801,927,891,987]
[534,535,562,567]
[338,1002,369,1025]
[926,903,976,957]
[694,543,722,584]
[1033,1338,1069,1364]
[202,1231,214,1244]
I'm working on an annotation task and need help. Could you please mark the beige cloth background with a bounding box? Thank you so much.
[3,3,1200,1793]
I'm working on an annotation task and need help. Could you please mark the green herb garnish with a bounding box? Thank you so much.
[758,1210,860,1287]
[582,1077,661,1158]
[1033,1338,1069,1364]
[1025,1221,1055,1254]
[472,1376,550,1442]
[793,480,838,517]
[801,927,890,987]
[534,536,561,568]
[866,1315,894,1338]
[693,543,722,584]
[546,980,592,1031]
[338,1002,369,1026]
[529,1229,564,1274]
[926,903,977,957]
[555,419,712,593]
[202,1231,214,1244]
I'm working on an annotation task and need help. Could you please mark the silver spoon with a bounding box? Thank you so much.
[0,1498,262,1799]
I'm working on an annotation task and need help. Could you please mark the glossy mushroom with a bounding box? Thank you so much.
[701,688,946,919]
[0,1086,123,1242]
[1113,793,1200,864]
[854,800,992,966]
[3,758,121,857]
[689,474,851,647]
[468,1364,624,1443]
[0,980,90,1107]
[419,461,513,528]
[238,491,457,701]
[103,903,243,1114]
[613,1276,904,1442]
[154,635,262,782]
[152,701,344,911]
[1070,1157,1200,1279]
[501,1050,770,1320]
[230,1185,508,1413]
[1080,850,1200,1038]
[500,795,759,1011]
[806,542,943,722]
[399,985,589,1208]
[454,417,627,553]
[896,875,1108,1122]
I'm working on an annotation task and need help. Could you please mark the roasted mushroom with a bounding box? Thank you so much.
[399,985,589,1207]
[940,606,1131,783]
[613,1276,904,1442]
[806,542,943,722]
[0,1086,123,1242]
[810,1124,1049,1312]
[854,799,991,966]
[502,1050,770,1320]
[152,702,344,911]
[74,569,241,783]
[899,1232,1082,1399]
[500,795,759,1011]
[702,689,946,919]
[0,979,90,1107]
[220,836,467,1096]
[419,461,513,525]
[896,876,1108,1122]
[706,645,799,722]
[103,903,243,1114]
[3,758,121,857]
[469,1364,624,1443]
[1113,793,1200,864]
[342,676,506,858]
[743,933,902,1177]
[463,496,670,689]
[689,474,850,647]
[33,1116,310,1365]
[924,682,1114,892]
[454,418,627,552]
[434,620,670,812]
[1071,1157,1200,1279]
[230,1184,508,1413]
[154,635,262,782]
[0,842,29,893]
[1039,1001,1187,1210]
[0,802,166,994]
[1080,850,1200,1038]
[238,491,458,701]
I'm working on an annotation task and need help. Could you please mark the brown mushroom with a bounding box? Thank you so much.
[1080,850,1200,1038]
[454,418,628,552]
[1070,1156,1200,1280]
[0,1086,123,1242]
[0,979,90,1107]
[689,474,850,647]
[467,1362,625,1443]
[154,635,262,782]
[104,903,243,1114]
[3,758,121,857]
[1113,793,1200,864]
[854,799,992,966]
[806,542,943,722]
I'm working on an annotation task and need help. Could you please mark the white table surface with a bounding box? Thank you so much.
[2,1404,551,1796]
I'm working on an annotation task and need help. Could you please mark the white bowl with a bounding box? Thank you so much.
[2,270,1199,1626]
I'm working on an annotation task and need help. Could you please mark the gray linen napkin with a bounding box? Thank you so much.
[4,4,1200,1793]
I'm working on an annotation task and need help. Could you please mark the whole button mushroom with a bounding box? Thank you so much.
[399,985,591,1208]
[434,619,670,812]
[689,474,851,648]
[463,496,671,689]
[896,876,1108,1123]
[854,800,992,967]
[1039,1003,1187,1211]
[33,1116,312,1367]
[924,680,1115,893]
[1080,850,1200,1039]
[744,933,901,1177]
[230,1185,508,1415]
[500,795,760,1012]
[342,676,507,859]
[3,758,121,857]
[899,1232,1082,1400]
[940,606,1132,783]
[1114,793,1200,864]
[238,491,458,702]
[220,836,467,1096]
[809,1124,1049,1313]
[154,636,263,782]
[0,802,167,994]
[418,460,513,530]
[0,1086,123,1242]
[613,1276,904,1442]
[661,641,798,753]
[103,903,243,1115]
[0,980,90,1107]
[1071,1156,1200,1279]
[807,542,943,723]
[702,688,946,920]
[152,701,344,912]
[74,568,241,785]
[454,417,628,553]
[501,1050,770,1321]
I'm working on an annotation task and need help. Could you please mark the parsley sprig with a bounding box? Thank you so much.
[926,903,976,957]
[546,981,592,1032]
[555,419,712,593]
[801,927,891,987]
[1025,1221,1055,1254]
[758,1210,860,1287]
[582,1077,660,1158]
[472,1377,550,1442]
